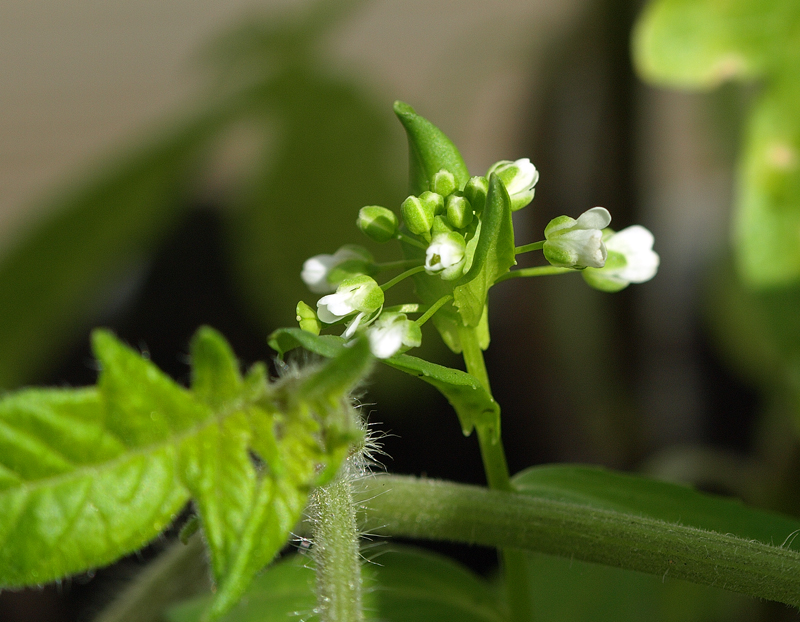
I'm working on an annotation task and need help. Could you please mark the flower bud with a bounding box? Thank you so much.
[432,168,457,197]
[420,191,445,215]
[445,193,473,229]
[301,245,374,294]
[431,215,454,235]
[296,301,321,335]
[367,312,422,359]
[463,176,489,213]
[425,231,467,281]
[357,205,398,243]
[582,225,659,292]
[401,195,435,236]
[543,207,611,269]
[487,158,539,211]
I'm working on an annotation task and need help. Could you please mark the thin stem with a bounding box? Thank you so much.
[415,295,453,327]
[396,232,428,250]
[380,265,426,291]
[354,475,800,610]
[383,303,422,314]
[495,266,575,283]
[514,241,544,254]
[457,326,532,622]
[375,258,424,273]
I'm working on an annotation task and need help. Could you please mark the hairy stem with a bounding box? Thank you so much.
[310,463,363,622]
[354,475,800,609]
[458,326,533,622]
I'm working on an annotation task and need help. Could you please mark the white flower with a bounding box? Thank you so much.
[583,225,659,292]
[301,245,373,294]
[316,275,384,336]
[487,158,539,211]
[367,313,422,359]
[424,231,467,281]
[543,207,611,269]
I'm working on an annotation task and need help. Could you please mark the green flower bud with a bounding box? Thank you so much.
[463,176,489,213]
[431,214,454,234]
[296,300,321,335]
[432,168,457,197]
[445,192,473,229]
[543,207,611,269]
[401,195,435,236]
[420,191,445,215]
[357,205,398,243]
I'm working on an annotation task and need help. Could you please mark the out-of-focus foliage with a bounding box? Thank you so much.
[0,0,400,389]
[633,0,800,288]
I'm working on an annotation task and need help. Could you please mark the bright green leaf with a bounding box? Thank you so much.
[393,101,470,196]
[453,175,516,327]
[166,546,505,622]
[634,0,800,286]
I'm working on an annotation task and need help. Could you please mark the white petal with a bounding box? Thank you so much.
[607,225,659,283]
[301,254,337,293]
[576,207,611,230]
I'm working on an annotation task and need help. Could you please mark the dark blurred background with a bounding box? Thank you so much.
[2,0,799,620]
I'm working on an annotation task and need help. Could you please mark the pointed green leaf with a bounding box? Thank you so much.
[166,546,505,622]
[268,327,499,438]
[394,101,470,196]
[453,175,516,327]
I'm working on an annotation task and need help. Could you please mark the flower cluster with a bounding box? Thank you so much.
[297,151,658,359]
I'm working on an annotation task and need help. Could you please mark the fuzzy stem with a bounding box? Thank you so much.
[354,475,800,609]
[311,463,363,622]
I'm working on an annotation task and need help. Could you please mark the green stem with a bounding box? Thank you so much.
[457,326,532,622]
[375,258,424,273]
[354,475,800,610]
[514,241,544,254]
[415,295,453,327]
[397,232,428,250]
[381,265,426,291]
[311,464,363,622]
[495,266,575,283]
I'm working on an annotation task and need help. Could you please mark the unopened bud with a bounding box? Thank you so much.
[401,195,435,236]
[445,193,473,229]
[432,169,457,197]
[463,176,489,213]
[357,205,398,243]
[296,301,321,335]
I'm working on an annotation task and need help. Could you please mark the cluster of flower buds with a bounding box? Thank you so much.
[297,143,657,359]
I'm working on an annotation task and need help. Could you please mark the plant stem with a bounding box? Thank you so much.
[514,241,544,254]
[494,266,574,283]
[380,265,426,291]
[458,326,533,622]
[375,258,424,272]
[354,475,800,610]
[415,295,453,327]
[310,463,363,622]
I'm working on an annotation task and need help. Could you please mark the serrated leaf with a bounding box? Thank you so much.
[453,175,515,327]
[166,546,505,622]
[513,464,800,548]
[634,0,800,286]
[393,101,470,196]
[0,326,371,622]
[268,328,499,439]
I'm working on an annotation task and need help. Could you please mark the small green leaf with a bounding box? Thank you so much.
[166,546,505,622]
[453,175,515,327]
[268,328,499,438]
[394,101,470,196]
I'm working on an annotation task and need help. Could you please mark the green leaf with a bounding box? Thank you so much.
[0,327,371,621]
[268,327,499,438]
[166,546,505,622]
[393,101,470,196]
[453,175,516,327]
[633,0,800,286]
[512,464,800,545]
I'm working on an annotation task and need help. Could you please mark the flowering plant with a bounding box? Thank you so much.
[1,102,799,622]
